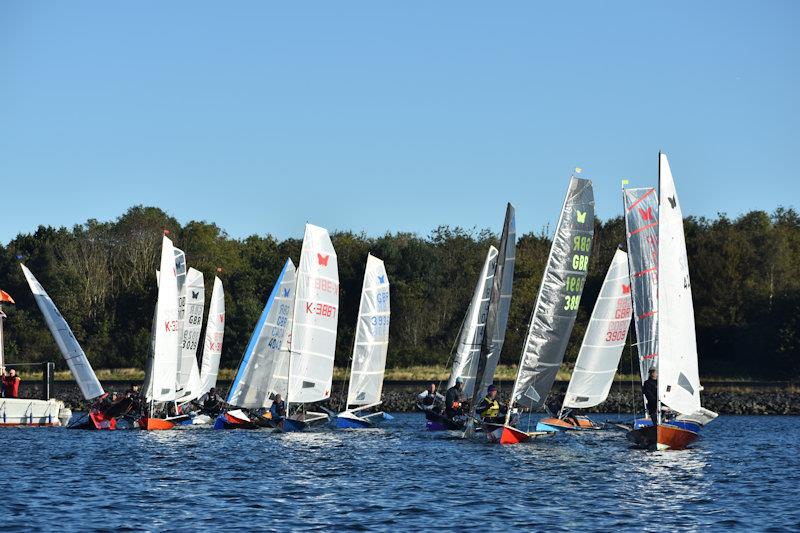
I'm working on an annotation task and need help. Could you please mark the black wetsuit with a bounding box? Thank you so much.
[203,393,223,416]
[643,377,658,425]
[444,386,466,419]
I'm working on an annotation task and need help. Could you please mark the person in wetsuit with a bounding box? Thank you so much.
[416,382,443,414]
[643,368,658,425]
[444,377,468,419]
[202,387,223,416]
[475,384,507,425]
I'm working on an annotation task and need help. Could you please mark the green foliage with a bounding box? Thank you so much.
[1,205,798,379]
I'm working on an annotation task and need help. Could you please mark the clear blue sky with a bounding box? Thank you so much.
[1,2,797,243]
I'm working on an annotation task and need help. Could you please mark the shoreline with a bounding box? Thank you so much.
[14,380,800,416]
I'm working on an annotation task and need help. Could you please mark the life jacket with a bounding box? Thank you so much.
[479,396,500,418]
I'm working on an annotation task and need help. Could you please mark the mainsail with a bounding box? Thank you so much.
[623,187,659,382]
[20,264,104,400]
[198,276,225,397]
[656,153,702,415]
[345,254,390,408]
[176,267,204,401]
[509,177,594,410]
[287,224,339,405]
[562,249,632,411]
[148,236,181,402]
[446,246,497,397]
[227,259,296,408]
[474,202,516,398]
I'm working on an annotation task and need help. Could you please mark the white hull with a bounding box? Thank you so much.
[0,398,72,427]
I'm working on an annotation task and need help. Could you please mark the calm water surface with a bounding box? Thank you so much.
[5,414,799,532]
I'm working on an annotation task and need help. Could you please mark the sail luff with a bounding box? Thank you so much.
[149,236,181,402]
[198,276,225,397]
[345,254,390,408]
[507,177,594,415]
[20,264,105,400]
[561,249,632,411]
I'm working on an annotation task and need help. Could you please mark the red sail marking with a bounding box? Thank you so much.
[638,311,656,320]
[625,188,656,212]
[621,284,631,294]
[629,222,658,237]
[634,267,657,278]
[642,353,658,360]
[317,253,330,266]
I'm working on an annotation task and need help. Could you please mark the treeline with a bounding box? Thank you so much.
[0,205,798,379]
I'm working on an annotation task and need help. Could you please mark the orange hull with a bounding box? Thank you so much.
[138,417,175,431]
[490,425,531,444]
[538,417,597,430]
[627,424,699,450]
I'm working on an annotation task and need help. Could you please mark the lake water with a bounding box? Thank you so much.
[5,413,799,531]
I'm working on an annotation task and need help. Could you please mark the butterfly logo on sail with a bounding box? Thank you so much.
[638,207,654,221]
[377,275,385,284]
[621,284,631,294]
[191,290,199,299]
[668,196,677,209]
[219,313,225,323]
[283,288,290,297]
[317,253,330,266]
[576,210,587,223]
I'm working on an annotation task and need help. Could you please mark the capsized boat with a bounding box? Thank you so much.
[215,259,296,430]
[489,175,594,444]
[536,249,632,432]
[332,254,391,429]
[19,265,115,428]
[626,153,717,450]
[139,235,183,430]
[280,224,339,432]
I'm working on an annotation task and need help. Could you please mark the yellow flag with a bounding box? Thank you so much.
[574,167,582,174]
[621,179,630,186]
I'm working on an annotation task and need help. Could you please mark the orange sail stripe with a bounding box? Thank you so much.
[0,290,15,304]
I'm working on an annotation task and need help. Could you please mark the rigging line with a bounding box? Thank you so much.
[437,311,467,393]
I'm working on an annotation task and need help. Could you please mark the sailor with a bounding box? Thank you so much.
[416,383,443,413]
[444,377,468,419]
[202,387,223,415]
[2,369,20,398]
[270,394,287,421]
[643,368,658,425]
[475,384,506,424]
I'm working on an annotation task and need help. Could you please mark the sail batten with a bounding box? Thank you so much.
[20,264,105,400]
[562,250,632,411]
[345,254,390,408]
[510,178,594,411]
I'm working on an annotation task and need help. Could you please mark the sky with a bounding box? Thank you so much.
[1,1,798,243]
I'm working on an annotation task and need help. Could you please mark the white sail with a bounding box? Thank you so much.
[288,224,339,405]
[198,276,225,397]
[562,250,632,410]
[176,267,204,401]
[657,153,702,415]
[345,254,390,407]
[227,260,296,408]
[20,264,104,400]
[446,246,498,397]
[149,236,181,402]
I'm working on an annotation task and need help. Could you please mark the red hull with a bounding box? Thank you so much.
[138,417,175,431]
[89,411,117,430]
[488,425,531,444]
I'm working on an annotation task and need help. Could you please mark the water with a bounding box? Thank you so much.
[5,414,799,532]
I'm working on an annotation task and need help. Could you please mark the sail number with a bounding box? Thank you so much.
[563,295,581,311]
[572,254,589,271]
[573,236,591,252]
[376,290,389,312]
[305,302,337,318]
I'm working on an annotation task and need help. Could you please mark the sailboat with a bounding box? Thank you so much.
[175,267,204,405]
[331,254,391,429]
[425,204,515,432]
[19,265,113,428]
[536,249,632,431]
[139,235,182,430]
[198,276,225,399]
[281,224,340,432]
[215,259,295,430]
[626,152,717,450]
[487,176,594,444]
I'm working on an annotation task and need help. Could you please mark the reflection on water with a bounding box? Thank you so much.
[4,414,800,531]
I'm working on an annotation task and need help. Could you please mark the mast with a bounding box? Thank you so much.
[0,304,5,373]
[656,151,662,425]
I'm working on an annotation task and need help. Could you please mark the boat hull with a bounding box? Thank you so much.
[138,417,176,431]
[0,398,71,427]
[627,424,699,450]
[485,424,551,444]
[422,410,466,431]
[279,418,309,433]
[334,415,372,429]
[536,416,601,432]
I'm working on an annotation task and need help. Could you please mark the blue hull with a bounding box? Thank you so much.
[334,416,372,429]
[280,418,307,432]
[535,421,563,432]
[633,418,701,433]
